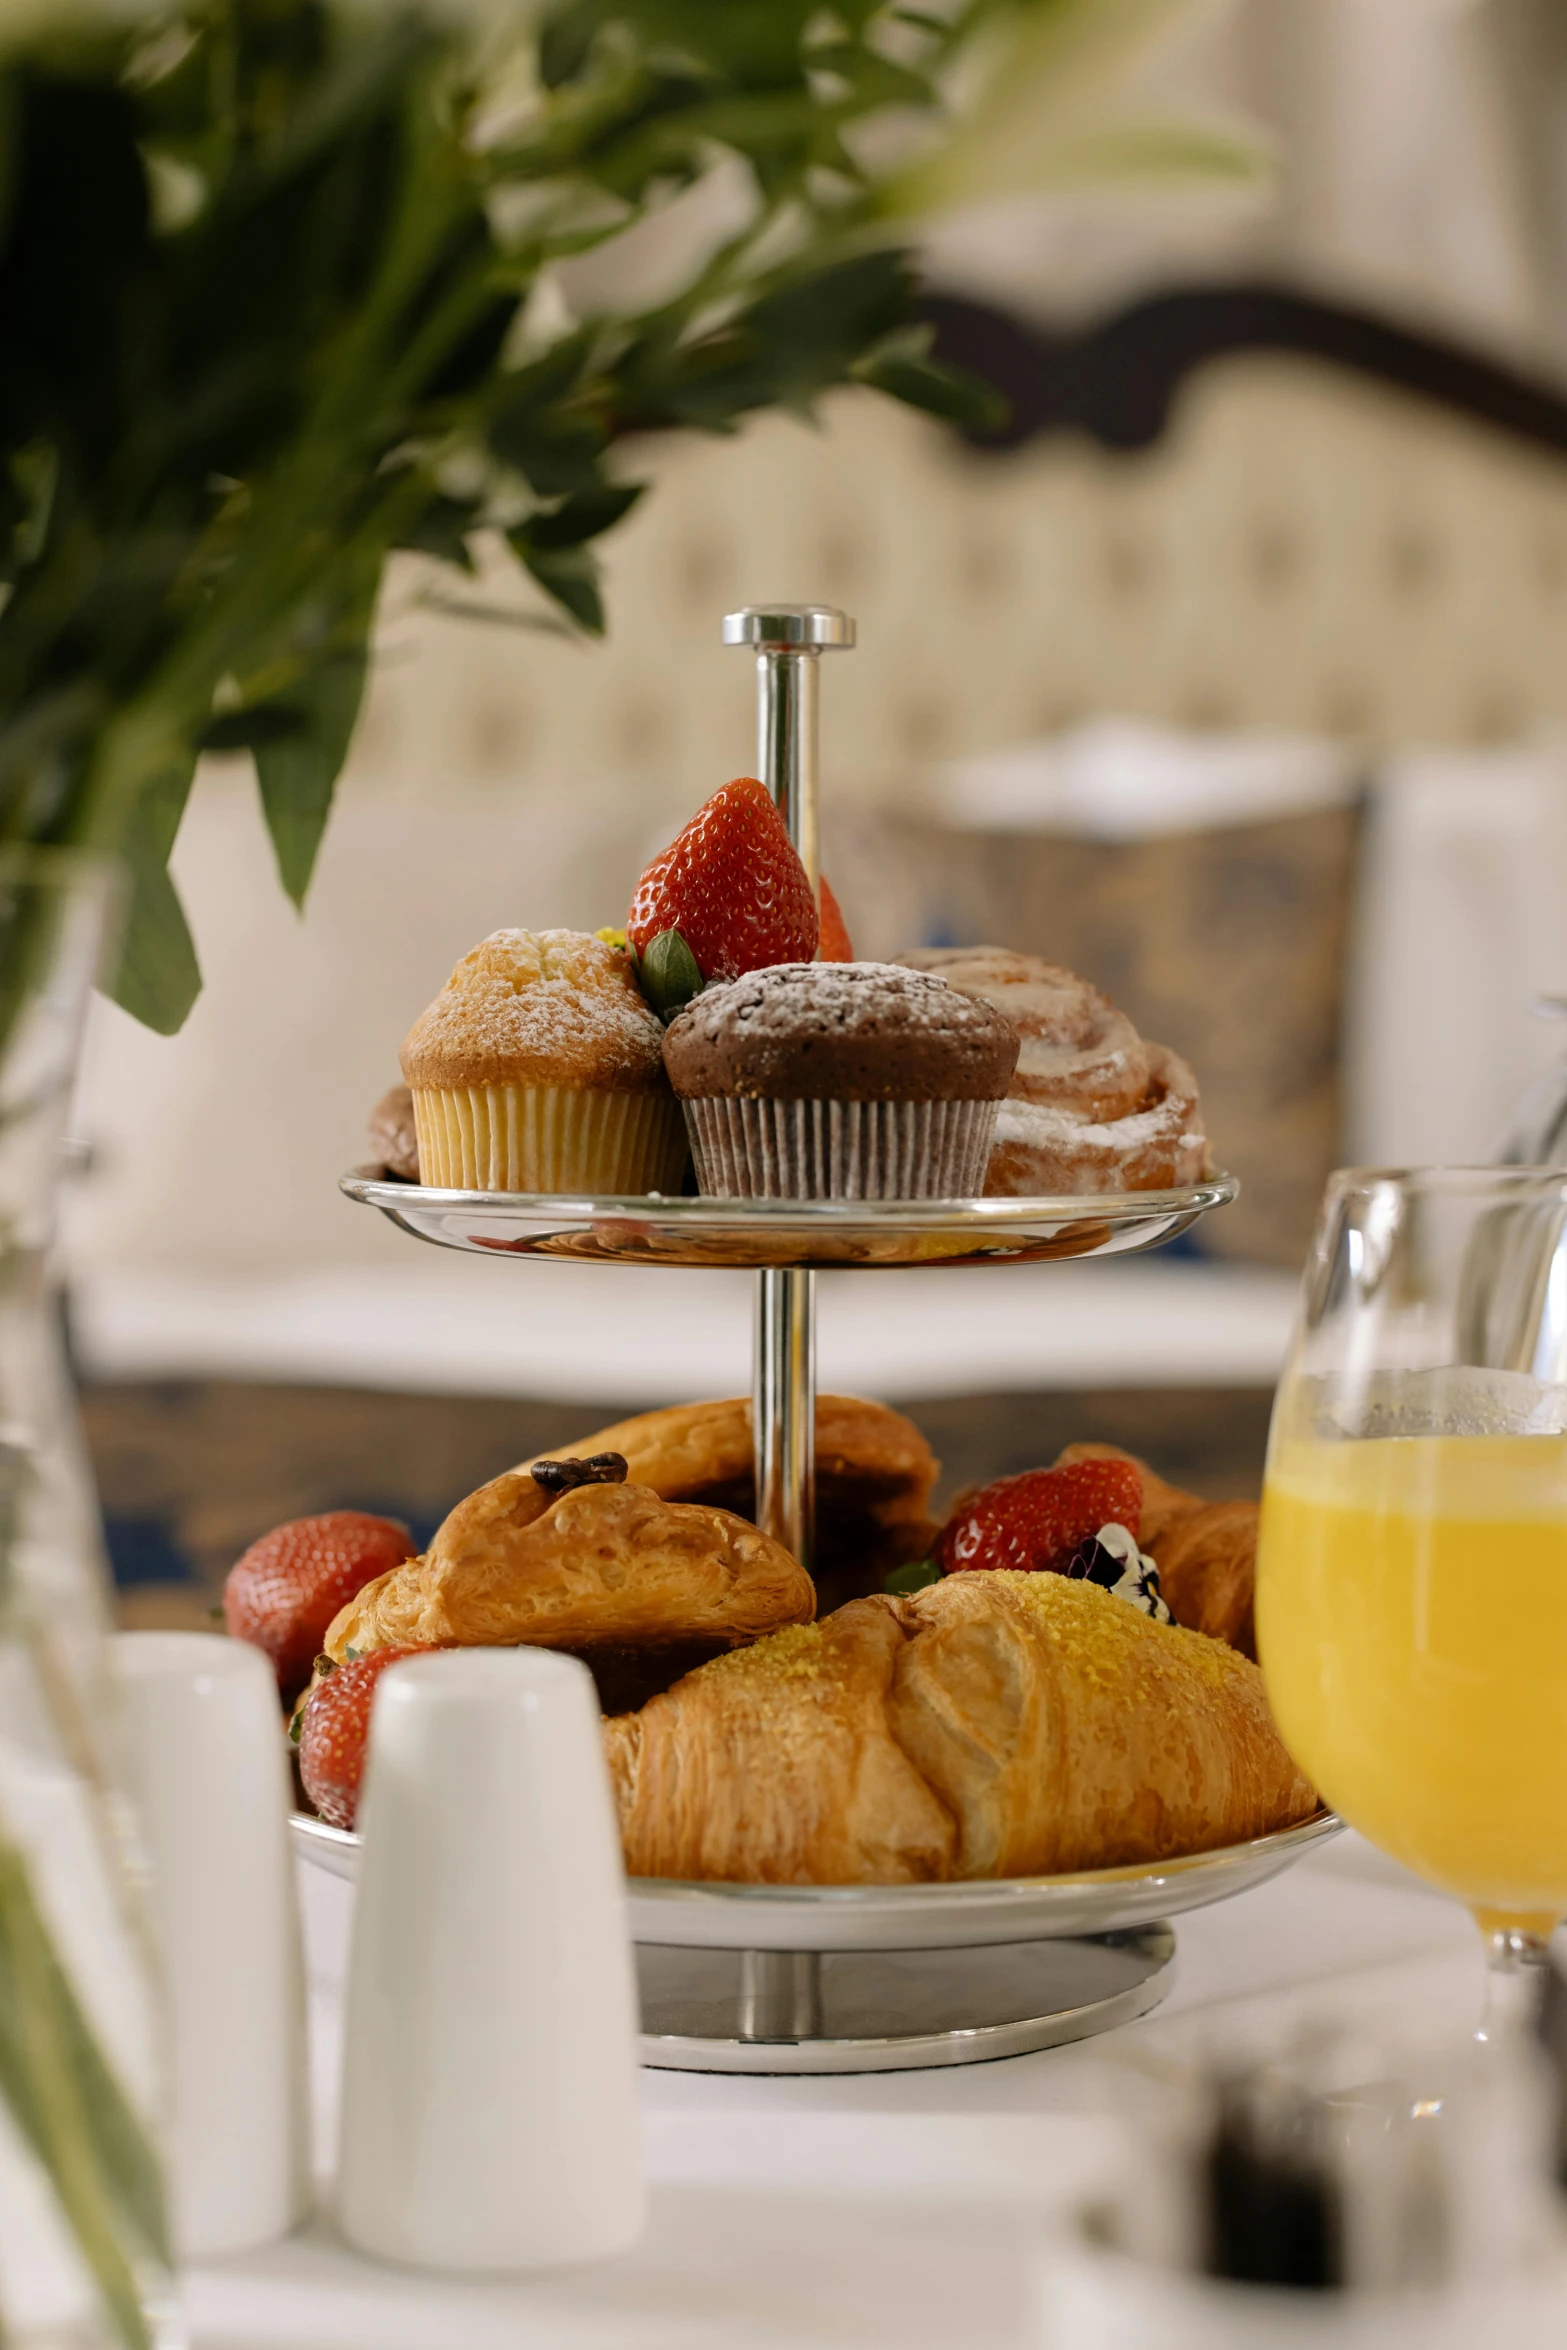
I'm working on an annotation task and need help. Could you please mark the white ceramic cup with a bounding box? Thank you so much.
[336,1646,644,2273]
[113,1631,309,2261]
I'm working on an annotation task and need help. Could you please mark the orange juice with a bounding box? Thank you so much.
[1258,1433,1567,1931]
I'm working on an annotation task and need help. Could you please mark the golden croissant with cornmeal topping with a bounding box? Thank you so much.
[604,1570,1315,1884]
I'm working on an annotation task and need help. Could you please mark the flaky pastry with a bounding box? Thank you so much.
[896,947,1207,1195]
[605,1569,1315,1884]
[526,1394,939,1615]
[320,1464,814,1713]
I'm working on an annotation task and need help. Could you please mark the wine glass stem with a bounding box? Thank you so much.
[1478,1928,1551,2045]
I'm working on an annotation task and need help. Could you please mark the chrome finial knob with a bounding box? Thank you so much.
[722,605,855,651]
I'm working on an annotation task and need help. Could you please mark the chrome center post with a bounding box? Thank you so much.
[723,604,855,1571]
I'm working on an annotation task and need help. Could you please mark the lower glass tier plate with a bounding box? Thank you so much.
[633,1928,1177,2072]
[340,1168,1238,1271]
[292,1812,1334,2072]
[291,1810,1336,1949]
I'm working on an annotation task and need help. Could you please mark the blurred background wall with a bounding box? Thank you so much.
[68,0,1567,1594]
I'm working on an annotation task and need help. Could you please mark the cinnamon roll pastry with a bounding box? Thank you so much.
[895,947,1207,1195]
[366,1083,420,1182]
[317,1454,814,1715]
[1054,1440,1257,1656]
[604,1570,1314,1884]
[526,1394,939,1615]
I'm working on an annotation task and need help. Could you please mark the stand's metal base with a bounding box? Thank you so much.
[635,1925,1174,2073]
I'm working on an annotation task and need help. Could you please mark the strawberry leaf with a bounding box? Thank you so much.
[638,928,704,1019]
[884,1558,941,1594]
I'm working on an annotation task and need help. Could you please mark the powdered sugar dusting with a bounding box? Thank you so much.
[996,1098,1187,1154]
[401,929,667,1092]
[898,948,1150,1117]
[679,960,1010,1045]
[986,1043,1206,1193]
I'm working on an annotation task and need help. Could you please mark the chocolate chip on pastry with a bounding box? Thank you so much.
[524,1394,939,1617]
[603,1571,1316,1885]
[367,1083,420,1182]
[529,1452,628,1493]
[315,1463,814,1715]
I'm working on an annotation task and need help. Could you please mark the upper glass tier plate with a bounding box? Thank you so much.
[341,1168,1238,1272]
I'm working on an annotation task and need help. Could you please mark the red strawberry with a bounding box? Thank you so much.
[225,1511,412,1702]
[298,1647,424,1830]
[818,875,853,962]
[938,1460,1143,1578]
[627,777,818,981]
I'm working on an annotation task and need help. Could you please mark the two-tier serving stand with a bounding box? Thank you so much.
[308,605,1335,2074]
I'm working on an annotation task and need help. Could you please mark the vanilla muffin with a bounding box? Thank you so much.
[662,962,1018,1199]
[400,929,687,1193]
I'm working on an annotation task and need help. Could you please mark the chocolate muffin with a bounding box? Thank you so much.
[663,962,1018,1199]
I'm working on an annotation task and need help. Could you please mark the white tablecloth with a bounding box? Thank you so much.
[181,1836,1488,2350]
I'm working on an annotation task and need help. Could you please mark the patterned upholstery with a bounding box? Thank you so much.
[347,358,1567,809]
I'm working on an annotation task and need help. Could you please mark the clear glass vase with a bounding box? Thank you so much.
[0,850,174,2347]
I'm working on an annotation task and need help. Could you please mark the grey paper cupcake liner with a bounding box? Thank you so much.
[681,1096,1002,1201]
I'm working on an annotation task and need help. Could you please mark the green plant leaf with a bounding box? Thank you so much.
[108,756,201,1038]
[526,479,643,550]
[0,0,1265,1042]
[853,336,1007,432]
[877,0,1273,218]
[509,532,605,631]
[615,247,918,432]
[0,1832,169,2350]
[255,569,380,911]
[199,707,307,753]
[1007,112,1277,194]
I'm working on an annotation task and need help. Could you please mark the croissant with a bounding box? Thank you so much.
[526,1393,939,1614]
[320,1467,814,1714]
[605,1570,1315,1884]
[1053,1441,1257,1656]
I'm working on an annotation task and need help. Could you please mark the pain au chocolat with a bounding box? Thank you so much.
[525,1394,940,1616]
[318,1453,814,1715]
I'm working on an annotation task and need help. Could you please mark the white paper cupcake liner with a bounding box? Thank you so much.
[681,1097,1002,1200]
[412,1085,688,1193]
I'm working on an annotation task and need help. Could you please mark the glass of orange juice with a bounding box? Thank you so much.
[1258,1168,1567,2017]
